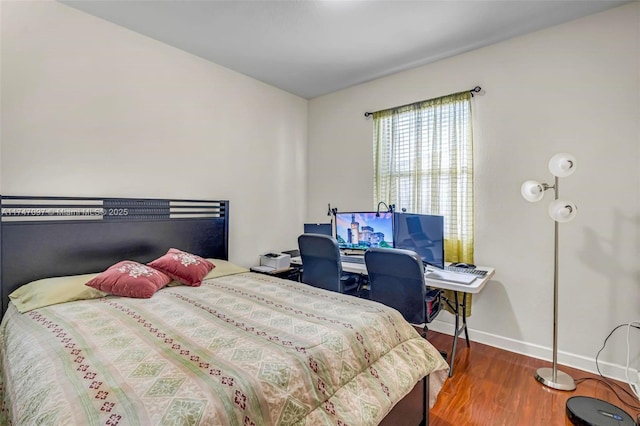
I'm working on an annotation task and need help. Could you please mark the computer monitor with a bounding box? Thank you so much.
[303,223,333,236]
[393,213,445,269]
[334,212,394,250]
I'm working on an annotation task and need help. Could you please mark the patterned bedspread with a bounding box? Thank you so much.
[0,272,448,425]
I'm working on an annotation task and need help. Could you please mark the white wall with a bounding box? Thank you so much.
[1,1,308,267]
[308,3,640,381]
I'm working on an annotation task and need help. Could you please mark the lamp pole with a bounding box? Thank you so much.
[534,175,575,391]
[553,176,559,382]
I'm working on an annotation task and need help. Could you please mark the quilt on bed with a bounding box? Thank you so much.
[0,272,448,425]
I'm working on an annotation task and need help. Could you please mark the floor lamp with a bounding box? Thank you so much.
[521,153,578,391]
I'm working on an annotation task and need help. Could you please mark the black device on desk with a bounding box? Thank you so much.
[450,262,475,269]
[303,223,332,236]
[281,249,300,258]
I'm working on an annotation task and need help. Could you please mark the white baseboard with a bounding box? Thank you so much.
[428,319,636,384]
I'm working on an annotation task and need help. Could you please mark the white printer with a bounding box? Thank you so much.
[259,252,291,270]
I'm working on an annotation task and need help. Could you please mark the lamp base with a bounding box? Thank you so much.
[535,367,576,391]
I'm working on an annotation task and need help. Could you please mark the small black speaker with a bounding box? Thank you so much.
[566,396,636,426]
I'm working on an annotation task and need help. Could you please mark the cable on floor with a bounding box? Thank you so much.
[574,322,640,413]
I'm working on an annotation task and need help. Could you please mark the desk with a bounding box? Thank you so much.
[290,255,495,376]
[428,269,494,376]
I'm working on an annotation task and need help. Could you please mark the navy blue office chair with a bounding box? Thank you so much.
[297,233,360,295]
[364,247,442,337]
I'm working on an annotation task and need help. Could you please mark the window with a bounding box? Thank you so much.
[372,90,474,263]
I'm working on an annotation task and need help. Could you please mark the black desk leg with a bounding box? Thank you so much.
[447,291,472,377]
[449,291,460,377]
[462,294,470,348]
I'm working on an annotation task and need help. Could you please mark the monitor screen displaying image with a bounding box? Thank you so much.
[393,213,445,269]
[334,212,394,250]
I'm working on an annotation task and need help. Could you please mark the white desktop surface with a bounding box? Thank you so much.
[423,267,494,294]
[290,256,494,293]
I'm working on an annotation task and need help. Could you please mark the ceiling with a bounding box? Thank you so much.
[61,0,631,99]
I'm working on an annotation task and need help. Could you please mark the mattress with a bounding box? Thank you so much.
[0,271,448,425]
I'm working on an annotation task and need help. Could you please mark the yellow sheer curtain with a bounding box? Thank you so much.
[373,91,475,315]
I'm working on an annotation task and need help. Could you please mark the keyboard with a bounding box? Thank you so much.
[341,255,365,264]
[445,265,487,277]
[425,269,476,285]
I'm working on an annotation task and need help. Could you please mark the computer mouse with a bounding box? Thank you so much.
[450,262,475,269]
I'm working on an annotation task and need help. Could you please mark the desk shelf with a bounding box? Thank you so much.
[250,266,301,281]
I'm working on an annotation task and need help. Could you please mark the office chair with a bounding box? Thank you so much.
[297,233,360,295]
[364,247,442,337]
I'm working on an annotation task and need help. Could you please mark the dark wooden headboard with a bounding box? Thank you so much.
[0,196,229,316]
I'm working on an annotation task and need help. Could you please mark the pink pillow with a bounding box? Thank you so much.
[148,248,215,287]
[85,261,171,298]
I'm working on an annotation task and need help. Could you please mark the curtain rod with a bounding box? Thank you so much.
[363,85,482,118]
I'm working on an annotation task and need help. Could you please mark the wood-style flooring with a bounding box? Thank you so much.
[425,331,640,426]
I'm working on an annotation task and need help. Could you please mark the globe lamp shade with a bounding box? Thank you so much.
[548,199,578,222]
[549,153,577,178]
[521,180,545,202]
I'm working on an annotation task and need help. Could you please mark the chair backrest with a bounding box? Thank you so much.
[364,247,427,324]
[297,233,343,292]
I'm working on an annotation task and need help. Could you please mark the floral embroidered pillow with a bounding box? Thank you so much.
[148,248,215,287]
[85,261,171,298]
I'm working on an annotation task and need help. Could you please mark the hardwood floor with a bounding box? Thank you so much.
[425,331,640,426]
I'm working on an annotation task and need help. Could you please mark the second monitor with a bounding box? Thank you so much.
[393,213,445,269]
[303,223,333,236]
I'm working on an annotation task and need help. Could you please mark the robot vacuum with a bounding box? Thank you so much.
[566,396,636,426]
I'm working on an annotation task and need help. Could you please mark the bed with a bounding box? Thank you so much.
[0,196,448,425]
